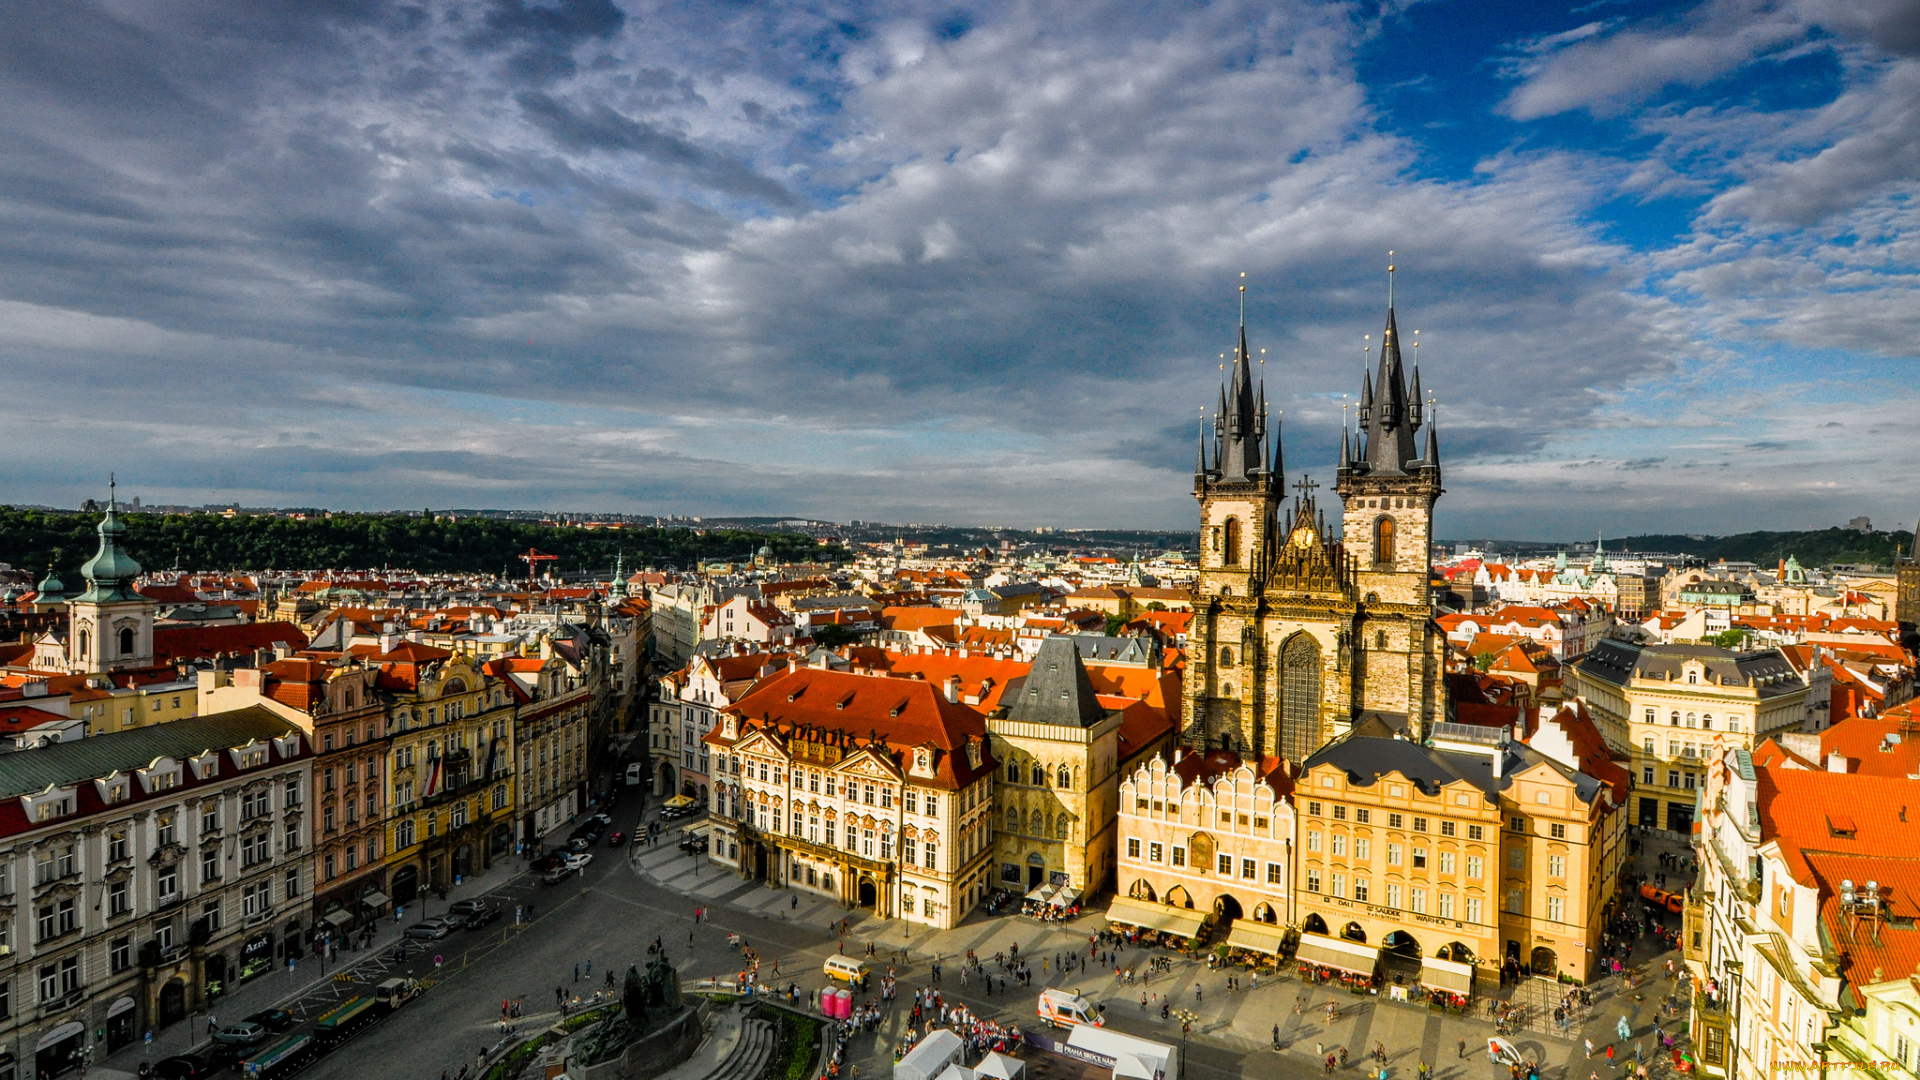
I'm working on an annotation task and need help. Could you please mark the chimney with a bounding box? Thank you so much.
[380,632,400,654]
[1173,747,1184,764]
[945,675,961,703]
[234,668,265,693]
[1491,742,1505,779]
[1828,750,1849,773]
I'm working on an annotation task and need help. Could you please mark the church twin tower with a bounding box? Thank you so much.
[1186,285,1445,762]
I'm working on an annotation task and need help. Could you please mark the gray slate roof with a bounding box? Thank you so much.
[0,707,301,799]
[1004,636,1108,728]
[1304,731,1606,806]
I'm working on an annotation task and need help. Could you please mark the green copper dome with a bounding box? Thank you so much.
[76,486,143,603]
[34,565,65,600]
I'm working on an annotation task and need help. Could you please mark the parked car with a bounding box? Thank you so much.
[563,852,593,871]
[212,1021,267,1047]
[541,865,578,886]
[586,813,612,828]
[155,1054,221,1079]
[404,917,457,940]
[566,837,593,854]
[446,899,488,920]
[462,905,503,929]
[245,1008,296,1032]
[607,831,625,848]
[531,853,565,873]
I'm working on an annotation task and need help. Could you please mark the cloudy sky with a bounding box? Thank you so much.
[2,0,1916,538]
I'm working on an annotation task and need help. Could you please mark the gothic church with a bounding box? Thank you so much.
[1185,291,1446,761]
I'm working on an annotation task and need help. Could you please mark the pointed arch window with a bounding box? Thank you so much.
[1057,764,1071,789]
[1223,517,1242,566]
[1374,516,1396,568]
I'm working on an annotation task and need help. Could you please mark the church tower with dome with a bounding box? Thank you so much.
[65,481,156,673]
[1186,272,1448,761]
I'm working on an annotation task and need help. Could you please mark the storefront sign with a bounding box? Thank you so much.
[107,997,137,1019]
[36,1021,84,1051]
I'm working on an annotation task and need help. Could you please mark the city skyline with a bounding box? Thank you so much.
[2,0,1915,536]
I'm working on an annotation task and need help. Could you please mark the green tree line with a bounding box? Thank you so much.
[0,508,844,578]
[1611,527,1914,569]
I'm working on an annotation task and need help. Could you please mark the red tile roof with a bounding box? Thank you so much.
[151,622,309,664]
[712,667,995,790]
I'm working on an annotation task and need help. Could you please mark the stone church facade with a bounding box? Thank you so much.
[1185,295,1447,762]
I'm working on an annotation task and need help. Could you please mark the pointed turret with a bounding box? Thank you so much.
[1409,365,1423,429]
[1360,304,1419,474]
[1339,422,1351,472]
[1423,403,1440,472]
[1195,415,1209,481]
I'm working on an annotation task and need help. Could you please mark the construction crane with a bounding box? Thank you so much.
[518,548,558,585]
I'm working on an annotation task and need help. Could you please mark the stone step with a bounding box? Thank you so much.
[712,1020,774,1080]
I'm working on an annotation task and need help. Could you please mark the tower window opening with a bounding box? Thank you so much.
[1374,516,1396,568]
[120,627,135,656]
[1224,517,1242,566]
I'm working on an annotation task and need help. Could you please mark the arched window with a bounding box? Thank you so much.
[1029,810,1044,835]
[1006,808,1019,832]
[1374,516,1396,567]
[1670,712,1680,726]
[119,627,135,656]
[1280,634,1322,764]
[1219,646,1234,667]
[1056,816,1071,840]
[1031,764,1045,786]
[77,629,90,658]
[1057,765,1071,789]
[1223,517,1242,566]
[1006,760,1019,783]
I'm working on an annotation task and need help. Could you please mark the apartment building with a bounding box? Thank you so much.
[1291,719,1626,988]
[0,710,310,1080]
[1574,641,1812,834]
[703,664,997,930]
[199,658,391,938]
[1688,741,1920,1080]
[1112,748,1297,957]
[380,648,516,900]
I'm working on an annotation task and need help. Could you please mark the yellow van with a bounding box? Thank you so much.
[822,955,870,985]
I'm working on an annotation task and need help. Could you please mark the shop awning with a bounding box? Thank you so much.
[1294,933,1380,976]
[1420,956,1476,996]
[1225,920,1289,956]
[360,891,390,909]
[1104,897,1209,938]
[323,910,354,927]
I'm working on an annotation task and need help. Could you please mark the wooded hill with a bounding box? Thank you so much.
[1611,528,1914,569]
[0,508,844,578]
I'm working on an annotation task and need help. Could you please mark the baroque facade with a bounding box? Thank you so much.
[1186,298,1446,765]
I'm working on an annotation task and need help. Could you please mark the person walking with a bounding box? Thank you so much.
[1459,1039,1467,1060]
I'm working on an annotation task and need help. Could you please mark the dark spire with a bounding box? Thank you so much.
[1195,412,1209,480]
[1359,265,1419,475]
[1217,322,1263,483]
[1339,420,1351,471]
[1409,364,1423,429]
[1271,414,1284,482]
[1424,401,1440,472]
